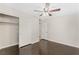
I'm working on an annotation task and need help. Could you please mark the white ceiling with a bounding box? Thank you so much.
[1,3,79,16]
[2,3,43,16]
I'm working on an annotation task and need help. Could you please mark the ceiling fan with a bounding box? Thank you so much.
[34,3,61,16]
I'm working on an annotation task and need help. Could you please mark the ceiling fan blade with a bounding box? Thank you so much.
[34,10,43,12]
[49,8,61,12]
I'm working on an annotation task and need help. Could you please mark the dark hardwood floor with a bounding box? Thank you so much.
[19,43,40,55]
[19,39,79,55]
[1,39,79,55]
[0,45,19,55]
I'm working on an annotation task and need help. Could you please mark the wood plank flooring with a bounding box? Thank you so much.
[0,45,19,55]
[19,39,79,55]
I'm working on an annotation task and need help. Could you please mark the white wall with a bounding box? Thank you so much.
[19,14,39,47]
[11,4,40,47]
[41,3,79,48]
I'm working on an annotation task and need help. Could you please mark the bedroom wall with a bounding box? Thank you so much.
[41,3,79,48]
[0,3,40,47]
